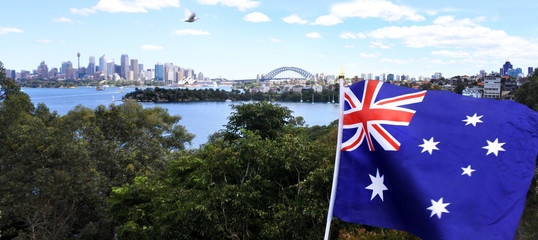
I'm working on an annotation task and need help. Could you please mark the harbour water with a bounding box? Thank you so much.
[23,86,340,148]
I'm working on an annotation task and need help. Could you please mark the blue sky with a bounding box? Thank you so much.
[1,0,538,79]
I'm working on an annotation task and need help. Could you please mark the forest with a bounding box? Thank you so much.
[1,61,537,239]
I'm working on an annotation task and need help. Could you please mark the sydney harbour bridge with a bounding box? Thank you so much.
[233,66,315,82]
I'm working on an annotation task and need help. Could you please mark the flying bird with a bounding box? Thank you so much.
[183,8,198,23]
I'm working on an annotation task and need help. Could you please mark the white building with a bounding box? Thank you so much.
[483,76,501,99]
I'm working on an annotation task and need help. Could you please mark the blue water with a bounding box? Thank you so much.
[23,87,340,148]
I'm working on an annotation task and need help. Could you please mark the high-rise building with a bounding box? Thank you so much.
[387,73,394,81]
[155,62,164,81]
[107,59,114,76]
[37,61,49,79]
[502,61,513,76]
[121,54,129,79]
[99,55,107,79]
[87,56,95,76]
[528,67,534,76]
[61,61,73,74]
[130,59,139,81]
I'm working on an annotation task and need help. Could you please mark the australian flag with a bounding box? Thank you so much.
[333,80,538,239]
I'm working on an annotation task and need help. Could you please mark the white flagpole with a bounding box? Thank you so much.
[324,69,346,240]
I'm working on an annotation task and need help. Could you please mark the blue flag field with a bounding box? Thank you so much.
[333,80,538,239]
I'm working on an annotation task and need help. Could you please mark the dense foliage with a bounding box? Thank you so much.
[123,86,339,103]
[1,60,536,239]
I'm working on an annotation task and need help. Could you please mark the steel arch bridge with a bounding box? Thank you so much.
[262,66,314,80]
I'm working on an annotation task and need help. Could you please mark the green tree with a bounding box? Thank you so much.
[109,102,338,239]
[514,72,538,111]
[225,101,294,140]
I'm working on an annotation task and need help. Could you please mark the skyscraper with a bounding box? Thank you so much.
[131,59,139,81]
[99,55,107,79]
[155,62,164,81]
[502,61,513,76]
[107,60,114,76]
[121,54,129,79]
[528,67,534,76]
[37,61,48,79]
[61,61,72,74]
[87,56,95,76]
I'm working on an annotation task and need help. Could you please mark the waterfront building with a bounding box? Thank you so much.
[483,76,501,99]
[37,61,48,79]
[121,54,129,79]
[155,62,164,81]
[107,60,114,76]
[131,59,138,81]
[61,61,72,74]
[87,56,95,76]
[99,55,107,79]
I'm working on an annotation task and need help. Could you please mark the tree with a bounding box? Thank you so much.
[109,102,338,239]
[0,59,195,239]
[514,72,538,111]
[224,101,294,140]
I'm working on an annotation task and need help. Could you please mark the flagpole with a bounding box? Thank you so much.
[324,69,346,240]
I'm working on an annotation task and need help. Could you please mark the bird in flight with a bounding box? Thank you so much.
[183,8,198,23]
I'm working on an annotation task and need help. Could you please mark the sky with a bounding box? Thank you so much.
[1,0,538,79]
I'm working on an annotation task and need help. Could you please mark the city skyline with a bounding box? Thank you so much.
[1,0,538,79]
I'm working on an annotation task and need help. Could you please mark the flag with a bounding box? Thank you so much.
[333,80,538,240]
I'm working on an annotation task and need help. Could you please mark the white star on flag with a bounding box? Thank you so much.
[462,113,483,127]
[419,137,440,155]
[482,138,506,156]
[427,197,450,219]
[365,168,388,201]
[461,165,475,176]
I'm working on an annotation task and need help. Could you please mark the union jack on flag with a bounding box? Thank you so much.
[342,80,426,151]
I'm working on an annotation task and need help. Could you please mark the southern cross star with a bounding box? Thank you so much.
[462,113,483,127]
[365,168,388,201]
[461,165,475,177]
[482,138,506,156]
[419,137,440,155]
[427,197,450,219]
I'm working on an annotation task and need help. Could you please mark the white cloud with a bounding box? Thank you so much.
[197,0,259,11]
[360,53,380,58]
[431,50,470,58]
[269,38,281,43]
[52,17,73,23]
[360,16,538,67]
[381,58,410,65]
[70,8,96,16]
[370,41,393,49]
[433,15,485,27]
[243,12,270,23]
[0,27,23,34]
[36,39,52,44]
[306,32,322,39]
[340,32,366,39]
[71,0,179,15]
[344,44,355,48]
[313,15,342,26]
[282,14,308,24]
[172,29,211,35]
[330,0,425,22]
[142,44,164,50]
